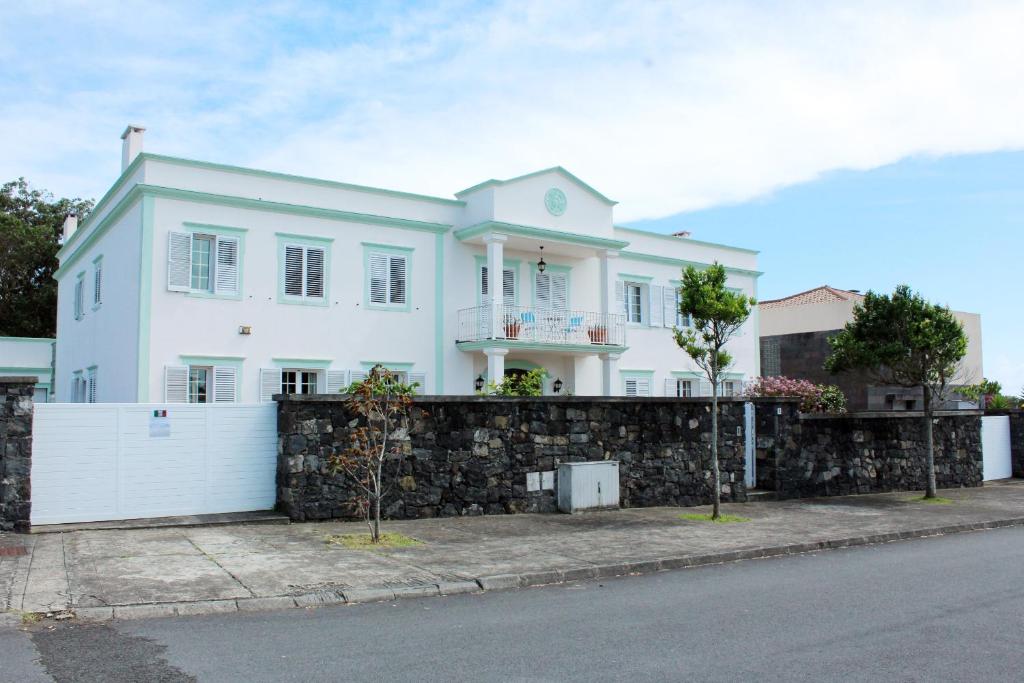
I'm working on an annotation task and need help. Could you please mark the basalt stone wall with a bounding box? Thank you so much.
[753,398,801,491]
[772,411,983,499]
[0,378,35,532]
[276,396,750,521]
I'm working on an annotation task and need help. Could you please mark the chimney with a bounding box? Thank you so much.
[672,230,692,238]
[120,125,146,171]
[62,213,78,241]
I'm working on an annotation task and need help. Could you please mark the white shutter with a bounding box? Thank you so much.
[636,377,651,397]
[551,272,567,310]
[306,247,325,298]
[480,265,490,299]
[212,366,237,403]
[87,368,97,403]
[325,370,348,394]
[535,271,552,309]
[350,370,368,385]
[502,268,515,307]
[284,246,304,296]
[74,279,84,319]
[408,372,427,395]
[698,380,713,397]
[260,368,282,403]
[615,280,625,315]
[369,254,388,304]
[167,231,192,292]
[624,378,637,397]
[164,365,189,403]
[649,285,664,327]
[214,236,239,295]
[664,378,677,397]
[663,287,677,328]
[389,255,407,305]
[93,262,102,305]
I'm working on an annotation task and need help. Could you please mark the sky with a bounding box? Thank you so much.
[1,1,1022,390]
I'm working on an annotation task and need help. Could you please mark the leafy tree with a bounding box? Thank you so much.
[329,366,417,543]
[959,378,1002,407]
[825,285,967,499]
[0,179,93,337]
[487,368,547,396]
[674,263,755,520]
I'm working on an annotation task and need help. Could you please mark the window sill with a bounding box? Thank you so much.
[364,302,412,313]
[278,295,329,307]
[185,290,243,301]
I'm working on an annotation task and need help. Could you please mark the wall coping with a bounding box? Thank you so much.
[800,409,983,420]
[0,376,38,385]
[274,394,803,405]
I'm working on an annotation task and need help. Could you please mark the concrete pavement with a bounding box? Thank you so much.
[3,481,1024,623]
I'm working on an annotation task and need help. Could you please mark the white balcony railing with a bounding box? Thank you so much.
[456,304,626,347]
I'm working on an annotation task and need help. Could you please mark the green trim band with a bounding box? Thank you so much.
[361,241,414,253]
[183,222,249,235]
[273,358,333,369]
[617,250,763,278]
[0,337,55,344]
[455,166,617,206]
[619,369,655,375]
[455,340,628,354]
[55,188,145,279]
[455,221,629,251]
[0,366,52,376]
[180,355,246,363]
[614,225,760,255]
[618,272,653,283]
[360,361,415,370]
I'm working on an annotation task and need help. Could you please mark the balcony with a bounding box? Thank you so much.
[456,304,626,351]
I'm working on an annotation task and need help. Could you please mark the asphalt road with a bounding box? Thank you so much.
[5,526,1024,682]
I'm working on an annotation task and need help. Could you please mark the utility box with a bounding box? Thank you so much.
[557,461,619,513]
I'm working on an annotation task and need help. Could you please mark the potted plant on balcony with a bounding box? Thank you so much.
[587,324,608,344]
[503,314,522,339]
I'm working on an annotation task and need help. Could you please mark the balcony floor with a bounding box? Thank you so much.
[455,339,628,354]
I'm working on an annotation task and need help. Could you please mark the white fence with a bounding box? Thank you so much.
[31,403,277,525]
[981,415,1012,481]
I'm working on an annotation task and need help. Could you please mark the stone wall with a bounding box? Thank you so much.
[0,378,35,532]
[277,396,750,521]
[753,399,801,490]
[771,411,983,498]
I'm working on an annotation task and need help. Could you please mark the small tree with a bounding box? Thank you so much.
[329,366,416,543]
[674,263,755,520]
[487,368,547,396]
[824,285,967,499]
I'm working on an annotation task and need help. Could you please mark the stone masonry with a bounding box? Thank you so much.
[277,396,750,521]
[0,377,35,532]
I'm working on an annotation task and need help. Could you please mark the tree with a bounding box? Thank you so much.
[825,285,967,499]
[328,366,417,543]
[487,368,547,396]
[0,179,93,337]
[674,263,755,520]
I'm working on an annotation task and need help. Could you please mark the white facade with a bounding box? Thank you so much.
[53,130,761,403]
[0,337,55,402]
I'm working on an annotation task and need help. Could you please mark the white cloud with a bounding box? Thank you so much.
[1,0,1023,220]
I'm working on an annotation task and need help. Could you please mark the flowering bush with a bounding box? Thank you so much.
[744,376,847,414]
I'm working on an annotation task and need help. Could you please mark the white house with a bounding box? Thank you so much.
[53,126,761,403]
[0,337,55,402]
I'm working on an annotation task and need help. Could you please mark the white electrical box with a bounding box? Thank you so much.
[557,461,619,513]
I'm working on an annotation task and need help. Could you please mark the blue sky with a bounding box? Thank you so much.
[1,1,1022,390]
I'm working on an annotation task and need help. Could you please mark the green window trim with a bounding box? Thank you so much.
[277,233,332,307]
[619,369,655,375]
[174,224,248,301]
[360,361,415,371]
[473,255,522,307]
[362,243,413,312]
[273,358,333,369]
[529,262,572,309]
[617,272,653,283]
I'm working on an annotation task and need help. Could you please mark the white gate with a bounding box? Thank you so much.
[981,415,1012,481]
[743,402,756,488]
[31,403,278,525]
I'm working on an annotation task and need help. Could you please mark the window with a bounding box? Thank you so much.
[188,366,210,403]
[86,367,97,403]
[368,252,408,308]
[74,274,85,320]
[167,230,241,296]
[535,269,568,310]
[761,338,781,377]
[285,245,326,299]
[667,378,693,397]
[481,265,516,307]
[93,258,103,308]
[624,282,643,323]
[281,369,319,395]
[674,289,692,328]
[71,372,86,402]
[165,364,237,403]
[622,373,652,397]
[722,380,737,397]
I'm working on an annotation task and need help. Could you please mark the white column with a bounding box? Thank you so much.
[485,347,508,390]
[600,352,621,396]
[484,234,507,340]
[599,249,619,318]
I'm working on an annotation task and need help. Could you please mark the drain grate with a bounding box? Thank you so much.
[0,546,28,557]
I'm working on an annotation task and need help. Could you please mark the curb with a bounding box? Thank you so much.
[8,516,1024,626]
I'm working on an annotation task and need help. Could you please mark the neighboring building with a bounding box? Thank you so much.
[759,286,983,411]
[0,337,55,402]
[53,126,761,403]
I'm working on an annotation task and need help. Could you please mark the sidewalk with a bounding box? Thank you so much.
[3,482,1024,624]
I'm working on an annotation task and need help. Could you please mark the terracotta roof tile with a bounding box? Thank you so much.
[760,285,865,310]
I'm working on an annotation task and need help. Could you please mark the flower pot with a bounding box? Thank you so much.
[504,321,522,339]
[587,325,608,344]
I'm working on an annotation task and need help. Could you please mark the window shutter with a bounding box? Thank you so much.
[663,287,676,328]
[480,265,489,299]
[260,368,282,403]
[389,255,406,305]
[284,246,304,296]
[615,280,625,314]
[212,366,237,403]
[535,271,551,309]
[664,378,676,397]
[214,236,239,295]
[502,268,515,307]
[326,370,348,394]
[649,285,664,327]
[349,370,368,386]
[87,368,97,403]
[305,247,325,298]
[551,272,567,310]
[624,378,637,397]
[74,280,83,319]
[369,254,388,304]
[167,231,192,292]
[94,263,103,305]
[636,377,651,397]
[408,372,427,395]
[164,365,189,403]
[698,380,713,397]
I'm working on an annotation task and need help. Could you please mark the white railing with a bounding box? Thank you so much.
[457,304,626,347]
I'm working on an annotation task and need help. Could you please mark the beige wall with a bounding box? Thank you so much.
[759,302,983,383]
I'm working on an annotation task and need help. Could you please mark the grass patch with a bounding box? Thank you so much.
[19,611,42,625]
[907,495,955,505]
[678,513,751,524]
[324,532,423,549]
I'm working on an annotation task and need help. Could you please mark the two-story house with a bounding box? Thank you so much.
[54,126,761,402]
